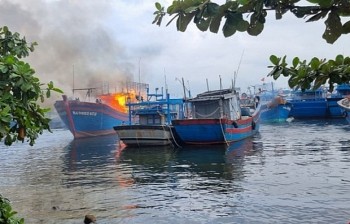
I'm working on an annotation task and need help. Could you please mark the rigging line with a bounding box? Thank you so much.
[236,49,245,77]
[219,118,229,146]
[233,49,245,90]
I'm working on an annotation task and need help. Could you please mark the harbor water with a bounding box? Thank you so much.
[0,119,350,224]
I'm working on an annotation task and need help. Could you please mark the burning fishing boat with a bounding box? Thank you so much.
[54,82,148,138]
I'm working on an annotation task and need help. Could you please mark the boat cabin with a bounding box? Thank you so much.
[134,106,167,125]
[188,89,241,120]
[126,91,184,125]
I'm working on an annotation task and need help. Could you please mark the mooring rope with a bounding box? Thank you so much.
[219,118,229,146]
[169,125,182,148]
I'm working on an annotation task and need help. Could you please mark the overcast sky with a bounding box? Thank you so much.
[1,0,349,100]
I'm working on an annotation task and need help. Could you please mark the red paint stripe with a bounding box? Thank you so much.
[172,119,221,125]
[63,99,77,137]
[226,126,252,133]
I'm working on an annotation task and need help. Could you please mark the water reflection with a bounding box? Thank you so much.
[63,135,120,188]
[114,137,264,191]
[64,135,119,170]
[226,136,263,159]
[1,121,349,223]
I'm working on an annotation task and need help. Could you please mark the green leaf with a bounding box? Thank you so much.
[194,8,203,23]
[155,2,162,11]
[177,12,195,32]
[209,15,222,33]
[344,57,350,65]
[223,22,236,37]
[0,64,8,73]
[206,3,219,16]
[5,55,15,65]
[46,89,51,98]
[322,11,342,44]
[306,11,329,22]
[247,13,264,36]
[272,67,283,79]
[335,54,344,65]
[314,75,328,89]
[269,55,280,65]
[292,57,300,68]
[196,18,210,31]
[291,6,316,18]
[21,82,32,92]
[310,57,320,70]
[52,87,64,93]
[236,20,249,32]
[342,21,350,34]
[238,0,250,4]
[48,81,54,89]
[185,6,199,14]
[209,3,229,33]
[247,22,264,36]
[226,12,244,27]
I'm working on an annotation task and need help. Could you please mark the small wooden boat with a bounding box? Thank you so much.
[114,125,174,146]
[171,88,261,145]
[337,96,350,123]
[327,84,350,118]
[113,89,184,147]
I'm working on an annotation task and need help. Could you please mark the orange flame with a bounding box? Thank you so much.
[100,92,135,113]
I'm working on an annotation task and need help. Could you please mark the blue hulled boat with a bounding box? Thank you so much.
[251,83,291,123]
[171,89,261,145]
[287,88,328,119]
[54,82,149,138]
[287,84,350,119]
[260,96,291,123]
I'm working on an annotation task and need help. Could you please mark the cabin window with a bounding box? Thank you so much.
[146,115,161,125]
[147,116,154,125]
[154,117,161,125]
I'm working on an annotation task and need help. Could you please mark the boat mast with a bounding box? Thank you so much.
[138,57,141,101]
[72,64,75,96]
[233,50,245,90]
[164,68,168,95]
[181,77,189,118]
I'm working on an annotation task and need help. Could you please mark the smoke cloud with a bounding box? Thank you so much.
[0,0,136,105]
